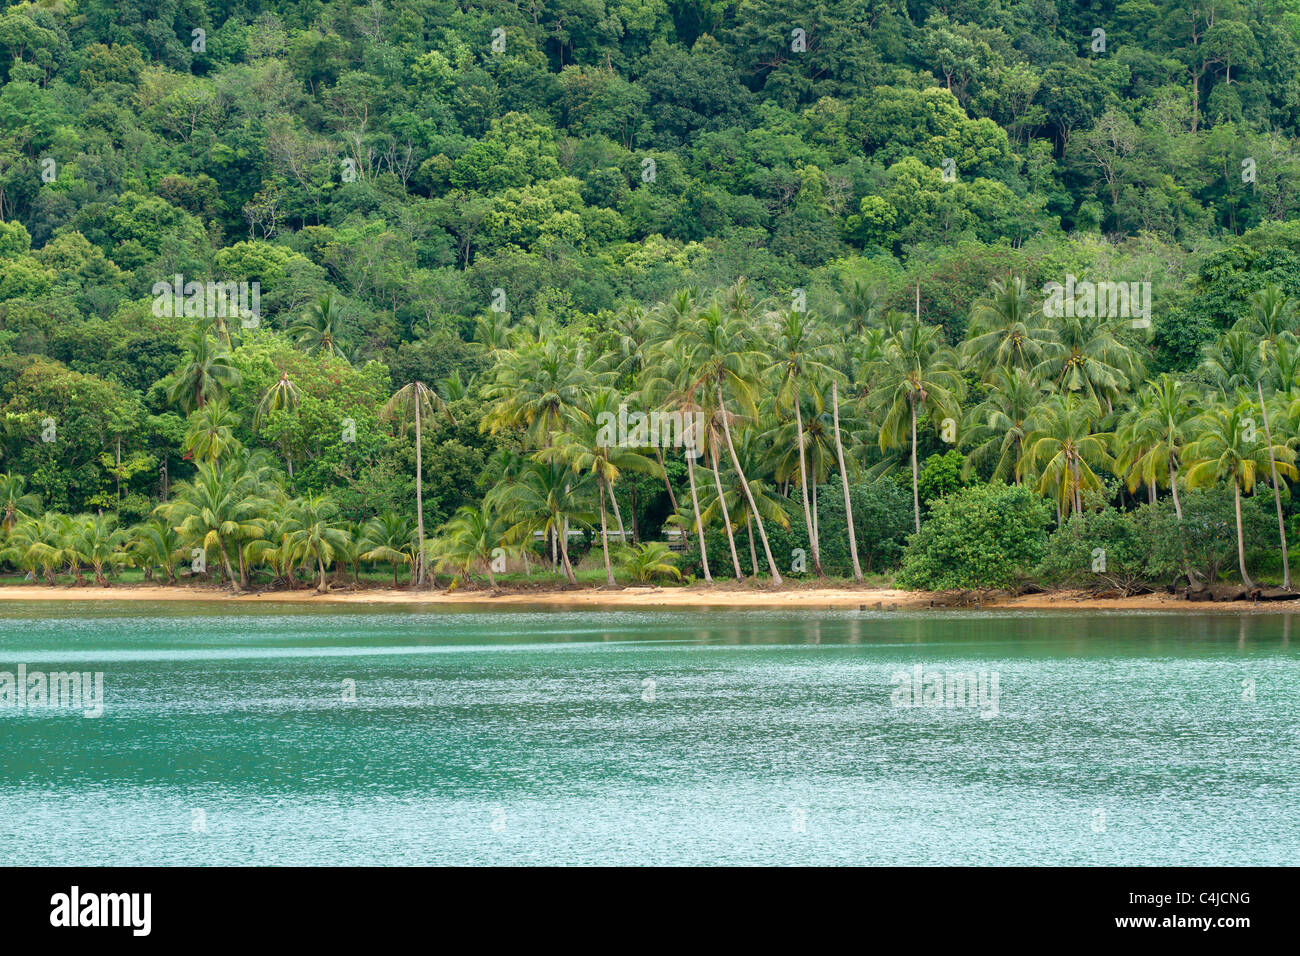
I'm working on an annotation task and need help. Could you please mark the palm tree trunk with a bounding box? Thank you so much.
[746,515,759,576]
[710,441,744,580]
[685,449,712,583]
[655,446,678,511]
[609,486,627,545]
[718,382,782,584]
[1234,481,1255,589]
[910,398,921,533]
[832,383,863,582]
[599,479,615,587]
[414,398,425,586]
[317,554,327,592]
[1258,382,1290,588]
[793,391,822,576]
[558,524,577,585]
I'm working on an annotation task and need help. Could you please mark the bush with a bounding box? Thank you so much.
[1037,507,1159,594]
[896,483,1052,590]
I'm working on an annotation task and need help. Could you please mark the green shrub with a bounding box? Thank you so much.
[896,483,1052,590]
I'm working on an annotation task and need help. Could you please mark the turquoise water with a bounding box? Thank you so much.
[1,602,1296,865]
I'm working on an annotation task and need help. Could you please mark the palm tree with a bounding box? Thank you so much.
[67,513,129,586]
[488,462,593,585]
[682,297,783,583]
[255,371,302,480]
[160,459,267,590]
[1199,329,1262,395]
[0,472,40,531]
[769,309,837,577]
[1111,374,1201,580]
[640,339,712,583]
[1184,400,1297,589]
[871,323,963,532]
[619,542,681,582]
[380,381,455,586]
[359,511,417,587]
[1020,392,1113,518]
[290,293,350,359]
[183,400,242,463]
[1037,311,1143,409]
[962,367,1044,484]
[167,328,240,414]
[131,519,184,584]
[540,388,662,587]
[429,502,521,589]
[283,494,350,592]
[963,277,1053,378]
[830,378,862,581]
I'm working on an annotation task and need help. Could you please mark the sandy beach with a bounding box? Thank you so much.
[0,582,1291,611]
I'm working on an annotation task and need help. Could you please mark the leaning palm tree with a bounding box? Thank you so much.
[539,388,662,587]
[380,381,455,586]
[871,323,964,532]
[167,327,240,414]
[0,472,40,531]
[289,292,350,360]
[768,309,837,577]
[1184,400,1297,589]
[681,297,783,583]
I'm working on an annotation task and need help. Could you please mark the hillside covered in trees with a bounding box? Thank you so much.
[3,0,1300,593]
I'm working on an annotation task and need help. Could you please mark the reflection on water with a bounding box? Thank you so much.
[1,603,1296,865]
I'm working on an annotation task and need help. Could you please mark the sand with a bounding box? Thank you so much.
[0,582,1290,612]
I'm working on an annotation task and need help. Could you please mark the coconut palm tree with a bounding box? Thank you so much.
[429,501,521,589]
[488,461,593,586]
[167,328,240,414]
[681,297,783,583]
[183,400,243,464]
[67,513,129,586]
[0,472,40,531]
[1020,392,1114,518]
[359,511,417,587]
[962,367,1044,484]
[1184,400,1297,589]
[282,494,350,592]
[255,371,302,480]
[871,323,963,532]
[290,293,350,359]
[160,459,267,590]
[963,277,1053,378]
[539,388,662,587]
[768,309,837,577]
[131,519,184,584]
[380,381,455,586]
[1037,311,1143,410]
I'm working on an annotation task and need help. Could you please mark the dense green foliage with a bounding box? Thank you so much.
[896,483,1052,590]
[4,1,1300,590]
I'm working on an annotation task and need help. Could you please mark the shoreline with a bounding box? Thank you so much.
[0,582,1294,612]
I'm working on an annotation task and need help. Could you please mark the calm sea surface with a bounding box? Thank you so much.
[1,602,1295,865]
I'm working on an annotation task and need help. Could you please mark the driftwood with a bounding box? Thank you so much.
[1248,587,1300,602]
[1184,583,1248,602]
